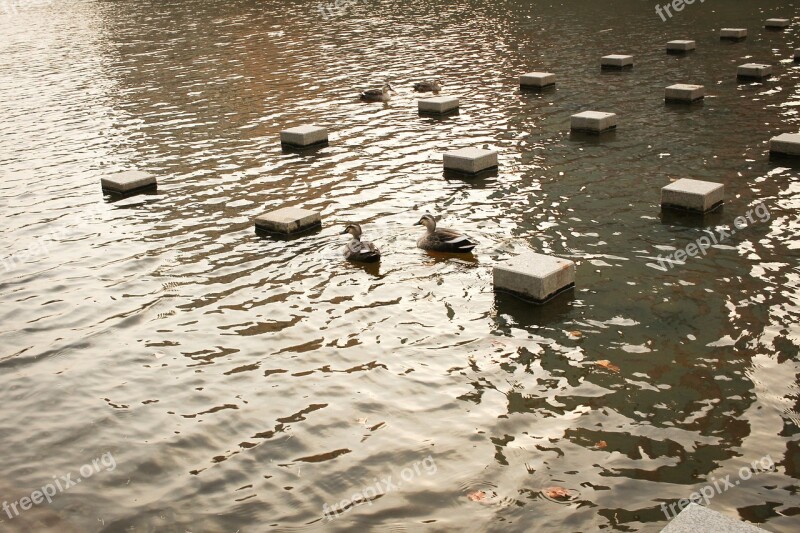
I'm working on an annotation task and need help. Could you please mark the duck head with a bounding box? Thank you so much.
[415,214,437,232]
[383,83,397,96]
[433,79,443,91]
[341,223,363,240]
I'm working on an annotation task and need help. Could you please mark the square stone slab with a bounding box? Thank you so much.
[280,125,328,148]
[661,503,765,533]
[667,40,695,52]
[255,207,321,235]
[765,18,790,29]
[769,133,800,157]
[720,28,747,40]
[661,178,724,213]
[418,96,459,115]
[443,148,498,176]
[520,72,556,89]
[601,55,634,69]
[794,48,800,61]
[101,170,157,194]
[494,252,575,303]
[665,84,705,103]
[737,63,773,79]
[571,111,617,133]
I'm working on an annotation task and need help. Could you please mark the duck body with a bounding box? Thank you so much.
[415,214,477,254]
[360,84,394,102]
[341,224,381,263]
[413,80,442,92]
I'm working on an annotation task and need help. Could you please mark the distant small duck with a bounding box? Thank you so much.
[415,213,477,254]
[414,79,442,92]
[341,223,381,263]
[360,84,395,102]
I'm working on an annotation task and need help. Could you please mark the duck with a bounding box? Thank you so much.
[413,79,442,92]
[341,223,381,263]
[415,213,477,254]
[360,84,395,102]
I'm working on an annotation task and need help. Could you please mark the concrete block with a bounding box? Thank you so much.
[665,84,705,103]
[720,28,747,40]
[418,96,459,115]
[101,170,157,195]
[661,178,724,213]
[737,63,773,80]
[255,207,321,235]
[443,148,498,176]
[667,40,695,53]
[571,111,617,134]
[769,133,800,157]
[280,125,328,148]
[661,503,765,533]
[520,72,556,89]
[765,18,790,29]
[794,48,800,62]
[493,252,575,303]
[601,55,634,69]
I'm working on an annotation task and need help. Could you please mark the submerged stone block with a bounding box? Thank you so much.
[520,72,556,89]
[765,18,790,29]
[255,207,321,235]
[443,148,498,176]
[493,252,575,304]
[601,55,634,69]
[737,63,773,80]
[794,48,800,62]
[769,133,800,157]
[667,40,695,53]
[280,125,328,148]
[661,503,765,533]
[101,171,157,195]
[661,178,724,213]
[418,96,459,115]
[720,28,747,40]
[571,111,617,133]
[665,84,705,103]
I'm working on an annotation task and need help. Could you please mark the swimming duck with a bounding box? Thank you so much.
[415,214,477,254]
[341,223,381,263]
[414,79,442,92]
[360,84,395,102]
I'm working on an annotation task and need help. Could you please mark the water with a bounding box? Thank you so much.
[0,0,798,531]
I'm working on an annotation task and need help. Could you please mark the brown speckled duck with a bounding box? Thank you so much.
[414,79,442,92]
[341,223,381,263]
[360,84,395,102]
[415,213,477,254]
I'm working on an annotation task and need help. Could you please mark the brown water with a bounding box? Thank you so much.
[1,0,799,531]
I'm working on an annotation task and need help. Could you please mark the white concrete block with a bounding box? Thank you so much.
[765,18,790,29]
[418,96,459,115]
[661,503,765,533]
[661,179,724,213]
[280,125,328,148]
[720,28,747,40]
[737,63,773,79]
[520,72,556,89]
[443,148,498,176]
[101,170,157,194]
[571,111,617,133]
[665,84,705,103]
[769,133,800,157]
[255,207,321,235]
[794,48,800,61]
[601,55,634,69]
[494,252,575,303]
[667,40,695,52]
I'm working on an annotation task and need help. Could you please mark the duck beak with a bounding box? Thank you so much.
[340,228,349,234]
[414,220,422,226]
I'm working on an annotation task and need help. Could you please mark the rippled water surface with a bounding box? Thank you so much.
[1,0,799,531]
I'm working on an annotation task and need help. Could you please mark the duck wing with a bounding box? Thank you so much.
[345,239,381,262]
[436,228,478,252]
[361,88,382,98]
